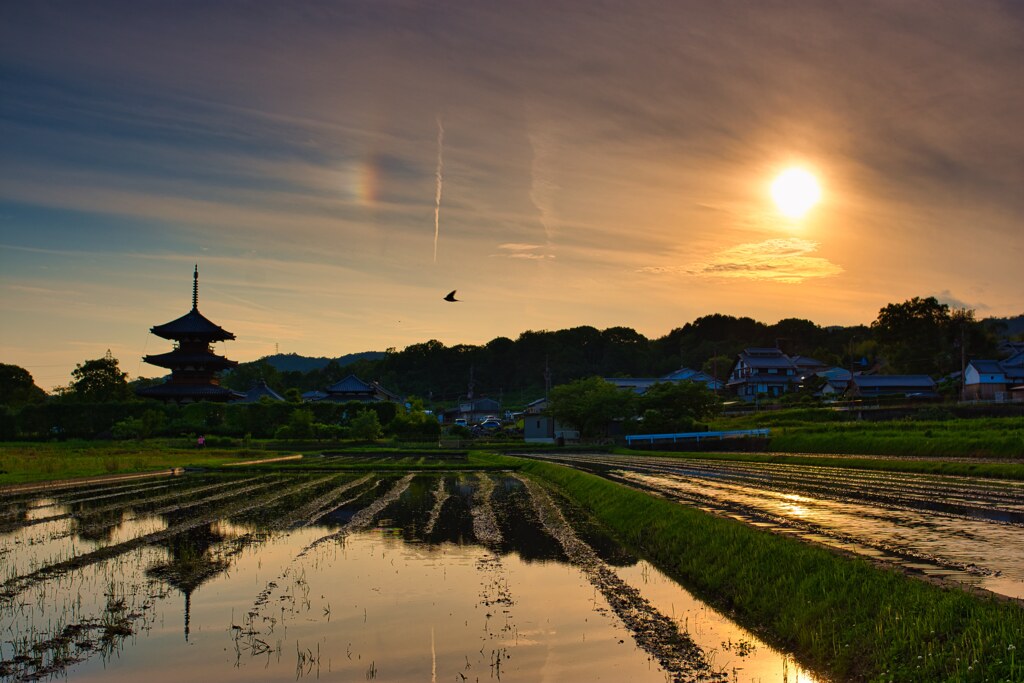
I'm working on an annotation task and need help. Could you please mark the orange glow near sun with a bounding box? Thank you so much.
[771,168,821,219]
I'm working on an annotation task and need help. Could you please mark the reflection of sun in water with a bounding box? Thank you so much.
[771,168,821,218]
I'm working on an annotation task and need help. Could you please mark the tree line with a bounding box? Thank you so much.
[222,297,1009,405]
[2,296,1015,417]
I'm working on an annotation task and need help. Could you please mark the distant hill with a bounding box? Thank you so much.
[982,314,1024,338]
[260,352,385,373]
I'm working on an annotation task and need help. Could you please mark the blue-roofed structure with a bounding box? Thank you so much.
[964,354,1024,401]
[603,368,723,394]
[234,379,285,403]
[322,374,400,403]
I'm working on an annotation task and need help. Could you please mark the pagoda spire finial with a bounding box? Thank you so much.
[192,265,199,310]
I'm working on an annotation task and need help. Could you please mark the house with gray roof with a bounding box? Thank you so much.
[846,375,938,399]
[726,348,801,400]
[964,353,1024,401]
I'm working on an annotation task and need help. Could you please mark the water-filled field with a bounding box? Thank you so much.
[0,471,818,682]
[524,453,1024,599]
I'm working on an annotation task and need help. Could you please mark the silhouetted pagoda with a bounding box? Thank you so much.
[137,266,243,403]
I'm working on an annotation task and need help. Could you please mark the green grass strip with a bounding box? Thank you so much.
[610,448,1024,481]
[500,454,1024,682]
[712,414,1024,459]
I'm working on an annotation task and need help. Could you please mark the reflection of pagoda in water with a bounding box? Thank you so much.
[147,525,231,641]
[137,266,243,403]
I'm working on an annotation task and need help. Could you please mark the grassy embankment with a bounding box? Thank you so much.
[497,454,1023,683]
[0,441,275,485]
[713,410,1024,459]
[0,441,516,485]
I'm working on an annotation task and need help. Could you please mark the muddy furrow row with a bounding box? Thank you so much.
[544,453,1024,526]
[614,457,1024,520]
[147,474,354,598]
[66,477,280,541]
[616,465,1024,531]
[0,478,180,515]
[20,480,183,512]
[470,473,502,548]
[515,474,726,683]
[244,475,416,637]
[0,477,265,535]
[423,477,451,536]
[0,476,332,602]
[297,475,415,559]
[556,454,1024,510]
[0,481,180,524]
[610,469,997,578]
[275,475,373,530]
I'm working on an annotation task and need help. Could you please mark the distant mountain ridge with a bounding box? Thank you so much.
[984,314,1024,337]
[260,352,385,373]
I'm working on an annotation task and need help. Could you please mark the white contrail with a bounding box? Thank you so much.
[433,116,444,264]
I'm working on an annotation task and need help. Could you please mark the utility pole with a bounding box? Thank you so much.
[544,355,552,399]
[960,319,966,402]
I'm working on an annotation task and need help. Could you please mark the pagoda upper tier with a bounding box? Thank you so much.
[150,309,235,343]
[137,266,242,403]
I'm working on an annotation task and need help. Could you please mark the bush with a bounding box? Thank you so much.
[349,410,382,441]
[387,411,442,439]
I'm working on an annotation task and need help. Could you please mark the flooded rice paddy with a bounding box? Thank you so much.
[522,453,1024,600]
[0,470,819,682]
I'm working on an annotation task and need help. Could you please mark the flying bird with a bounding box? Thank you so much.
[443,290,459,302]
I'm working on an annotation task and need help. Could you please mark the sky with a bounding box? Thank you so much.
[2,1,1022,390]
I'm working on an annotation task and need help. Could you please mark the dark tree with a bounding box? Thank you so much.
[870,297,990,375]
[547,377,636,438]
[67,351,132,402]
[0,364,47,407]
[639,381,720,427]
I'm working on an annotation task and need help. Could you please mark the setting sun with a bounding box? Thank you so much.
[771,168,821,218]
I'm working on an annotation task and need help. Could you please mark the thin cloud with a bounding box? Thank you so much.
[494,243,554,260]
[934,290,990,312]
[642,238,843,284]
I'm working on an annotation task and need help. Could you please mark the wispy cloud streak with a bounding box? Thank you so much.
[433,115,444,264]
[641,238,843,284]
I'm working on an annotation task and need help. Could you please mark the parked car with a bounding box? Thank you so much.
[478,417,502,430]
[454,418,468,427]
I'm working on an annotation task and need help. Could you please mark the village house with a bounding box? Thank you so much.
[440,397,502,425]
[603,367,724,394]
[233,378,285,403]
[320,374,401,403]
[521,397,580,444]
[727,348,826,400]
[963,352,1024,401]
[845,375,938,399]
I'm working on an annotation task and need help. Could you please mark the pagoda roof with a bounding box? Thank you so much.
[143,349,238,370]
[151,308,235,342]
